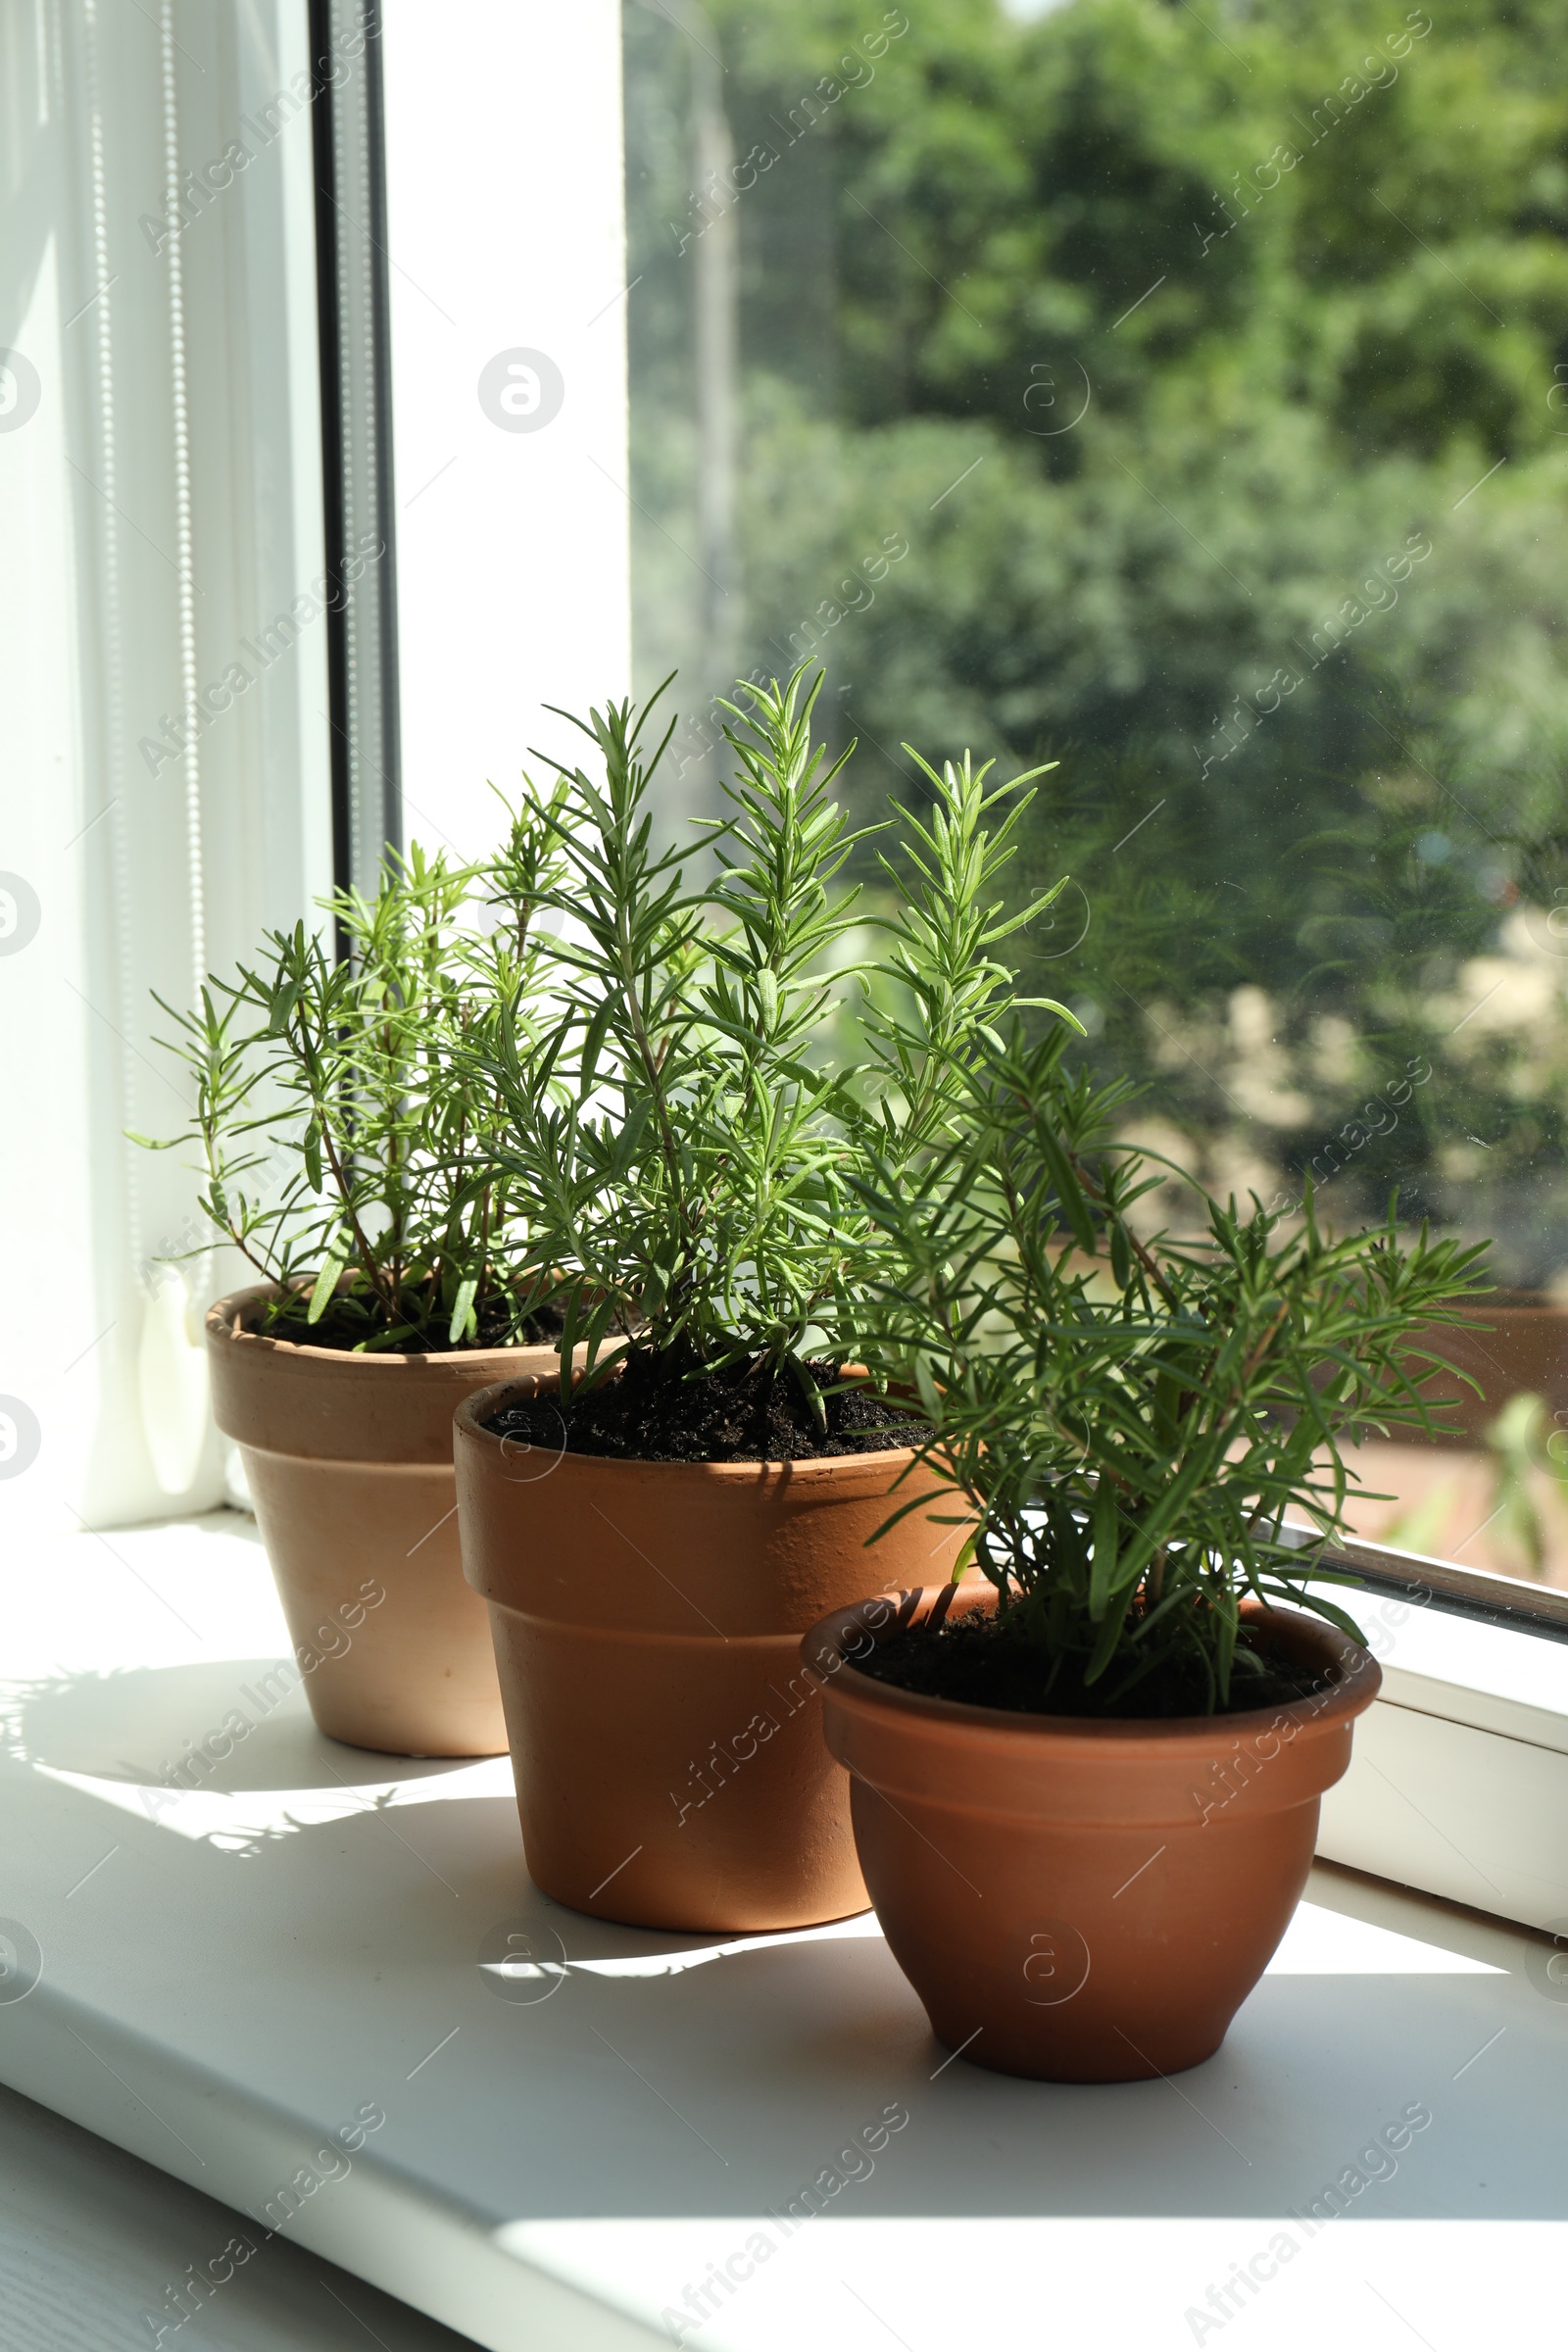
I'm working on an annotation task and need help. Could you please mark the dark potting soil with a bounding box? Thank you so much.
[481,1348,921,1464]
[257,1291,567,1355]
[857,1609,1335,1721]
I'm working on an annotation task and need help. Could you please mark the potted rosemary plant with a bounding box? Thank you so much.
[137,800,569,1756]
[454,670,1062,1933]
[804,1017,1486,2079]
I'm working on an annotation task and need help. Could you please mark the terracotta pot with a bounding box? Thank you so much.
[1414,1290,1568,1445]
[804,1584,1380,2082]
[208,1283,563,1756]
[453,1373,970,1934]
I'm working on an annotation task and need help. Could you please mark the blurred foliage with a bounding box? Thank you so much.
[624,0,1568,1284]
[1377,1389,1568,1577]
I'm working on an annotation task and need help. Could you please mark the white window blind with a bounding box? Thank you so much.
[0,0,332,1531]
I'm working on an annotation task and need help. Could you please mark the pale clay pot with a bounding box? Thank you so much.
[208,1284,565,1756]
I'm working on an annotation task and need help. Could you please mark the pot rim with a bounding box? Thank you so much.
[207,1279,561,1372]
[455,1371,933,1484]
[1448,1290,1559,1318]
[805,1585,1380,1752]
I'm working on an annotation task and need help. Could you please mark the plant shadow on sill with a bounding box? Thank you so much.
[2,1726,1564,2226]
[2,1661,483,1793]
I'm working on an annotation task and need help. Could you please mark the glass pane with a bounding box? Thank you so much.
[620,0,1568,1592]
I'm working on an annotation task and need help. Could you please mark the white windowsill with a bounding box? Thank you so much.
[1,1512,1563,2352]
[1292,1569,1568,1931]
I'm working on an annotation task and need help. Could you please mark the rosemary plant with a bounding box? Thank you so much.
[852,742,1074,1181]
[480,671,865,1406]
[134,796,568,1350]
[476,666,1066,1424]
[855,1018,1488,1711]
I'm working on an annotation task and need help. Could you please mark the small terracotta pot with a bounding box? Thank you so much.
[208,1284,563,1756]
[804,1584,1380,2082]
[454,1374,969,1934]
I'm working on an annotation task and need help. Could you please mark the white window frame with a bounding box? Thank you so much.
[379,0,632,867]
[1296,1531,1568,1936]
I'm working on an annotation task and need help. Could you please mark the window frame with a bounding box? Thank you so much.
[1289,1528,1568,1933]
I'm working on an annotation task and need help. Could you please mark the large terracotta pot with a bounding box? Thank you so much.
[208,1284,562,1756]
[453,1372,968,1934]
[804,1584,1380,2082]
[1415,1290,1568,1444]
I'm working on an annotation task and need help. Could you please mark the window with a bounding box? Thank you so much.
[0,0,633,1529]
[2,0,1564,1957]
[620,0,1568,1609]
